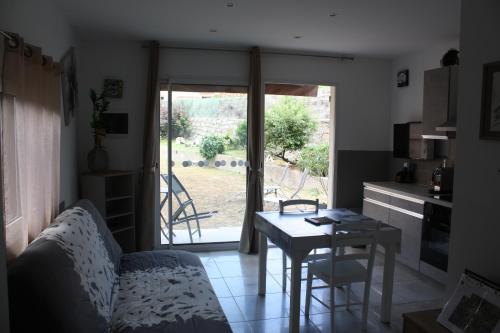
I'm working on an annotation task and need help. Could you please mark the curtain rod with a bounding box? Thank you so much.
[0,30,14,40]
[144,44,354,61]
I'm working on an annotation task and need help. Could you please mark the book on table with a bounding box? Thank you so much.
[304,216,340,226]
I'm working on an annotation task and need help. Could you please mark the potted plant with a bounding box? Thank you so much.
[87,89,110,171]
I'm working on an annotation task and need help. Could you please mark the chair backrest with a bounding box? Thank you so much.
[160,174,192,206]
[290,168,309,199]
[330,221,381,281]
[279,199,319,214]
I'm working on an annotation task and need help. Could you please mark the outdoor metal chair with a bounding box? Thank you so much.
[264,163,289,196]
[264,168,310,205]
[160,173,217,243]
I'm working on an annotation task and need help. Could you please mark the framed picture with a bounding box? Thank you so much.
[103,79,124,98]
[60,47,78,126]
[397,69,409,87]
[480,61,500,139]
[437,270,500,333]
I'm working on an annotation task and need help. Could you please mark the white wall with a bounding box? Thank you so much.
[0,0,79,207]
[390,42,459,126]
[447,0,500,291]
[78,42,147,173]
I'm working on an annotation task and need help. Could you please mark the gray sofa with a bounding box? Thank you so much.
[8,200,232,333]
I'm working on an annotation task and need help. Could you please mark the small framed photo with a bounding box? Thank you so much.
[480,61,500,139]
[437,270,500,333]
[103,78,124,98]
[397,69,409,87]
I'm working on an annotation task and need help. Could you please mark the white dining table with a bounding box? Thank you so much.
[255,208,402,333]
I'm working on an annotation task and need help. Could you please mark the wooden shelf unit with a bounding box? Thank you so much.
[81,170,136,252]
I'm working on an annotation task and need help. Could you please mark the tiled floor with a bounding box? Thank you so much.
[195,247,446,333]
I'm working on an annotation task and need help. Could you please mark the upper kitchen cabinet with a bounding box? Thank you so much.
[393,122,434,160]
[422,66,458,139]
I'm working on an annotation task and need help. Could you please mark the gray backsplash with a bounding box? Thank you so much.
[390,138,456,186]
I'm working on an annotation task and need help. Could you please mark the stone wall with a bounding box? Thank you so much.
[190,117,245,141]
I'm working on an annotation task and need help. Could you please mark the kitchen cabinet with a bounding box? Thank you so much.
[362,199,389,224]
[422,66,458,137]
[388,209,422,271]
[393,123,434,160]
[363,185,424,271]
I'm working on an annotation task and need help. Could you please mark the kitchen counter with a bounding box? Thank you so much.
[363,181,453,208]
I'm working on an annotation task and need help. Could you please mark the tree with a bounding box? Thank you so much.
[265,97,318,163]
[160,110,192,139]
[235,121,247,147]
[298,144,329,196]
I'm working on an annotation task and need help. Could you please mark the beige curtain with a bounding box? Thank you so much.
[138,41,160,251]
[239,47,264,254]
[1,34,61,260]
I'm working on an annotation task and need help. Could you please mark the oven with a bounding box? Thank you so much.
[420,202,451,275]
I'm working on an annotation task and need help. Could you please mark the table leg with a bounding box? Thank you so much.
[289,257,302,333]
[258,231,268,295]
[381,243,396,323]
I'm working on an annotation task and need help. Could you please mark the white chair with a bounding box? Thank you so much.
[278,199,328,292]
[304,221,381,331]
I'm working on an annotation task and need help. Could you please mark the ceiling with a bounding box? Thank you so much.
[54,0,461,58]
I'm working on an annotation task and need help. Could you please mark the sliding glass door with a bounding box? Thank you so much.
[159,84,248,247]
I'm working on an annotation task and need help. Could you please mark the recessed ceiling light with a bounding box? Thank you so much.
[329,12,337,17]
[209,28,218,33]
[294,35,302,39]
[225,2,235,8]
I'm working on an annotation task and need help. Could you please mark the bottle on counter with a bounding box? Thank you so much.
[430,159,453,193]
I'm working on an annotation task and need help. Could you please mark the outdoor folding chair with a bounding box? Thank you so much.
[160,173,217,243]
[264,163,289,196]
[264,168,310,205]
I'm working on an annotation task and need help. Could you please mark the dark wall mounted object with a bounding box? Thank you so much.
[397,69,409,87]
[103,113,128,134]
[480,61,500,140]
[393,123,434,160]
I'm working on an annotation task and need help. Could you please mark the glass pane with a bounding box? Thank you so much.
[263,84,334,212]
[159,85,248,245]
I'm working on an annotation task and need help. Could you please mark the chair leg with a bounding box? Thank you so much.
[330,283,336,333]
[190,203,202,237]
[305,270,313,318]
[282,251,287,292]
[346,283,351,311]
[361,281,371,331]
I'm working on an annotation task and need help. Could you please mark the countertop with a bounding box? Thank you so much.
[363,181,453,208]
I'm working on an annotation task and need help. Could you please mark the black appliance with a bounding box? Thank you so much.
[420,202,452,272]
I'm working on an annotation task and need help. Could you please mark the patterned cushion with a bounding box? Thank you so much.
[72,199,123,272]
[111,250,232,333]
[8,206,120,333]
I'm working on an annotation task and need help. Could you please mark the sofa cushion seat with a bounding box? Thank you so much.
[111,250,231,333]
